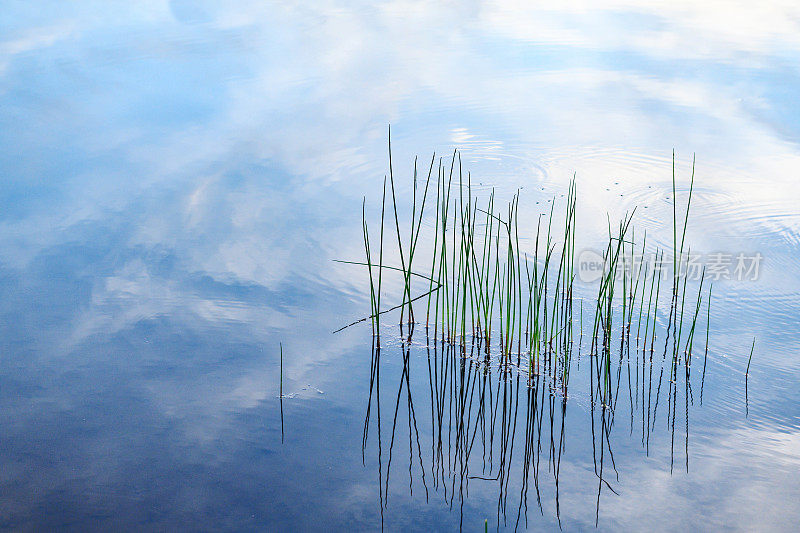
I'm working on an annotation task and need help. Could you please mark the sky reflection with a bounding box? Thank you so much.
[1,1,800,530]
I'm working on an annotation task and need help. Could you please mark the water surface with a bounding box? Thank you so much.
[1,2,800,530]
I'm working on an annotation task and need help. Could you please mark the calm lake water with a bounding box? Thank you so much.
[2,2,800,531]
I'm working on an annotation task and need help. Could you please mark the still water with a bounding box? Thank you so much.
[1,2,799,531]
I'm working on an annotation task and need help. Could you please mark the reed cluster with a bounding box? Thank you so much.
[348,138,710,393]
[352,137,723,528]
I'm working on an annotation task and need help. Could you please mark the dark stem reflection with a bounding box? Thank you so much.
[360,320,703,530]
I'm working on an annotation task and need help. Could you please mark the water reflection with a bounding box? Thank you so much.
[2,1,800,530]
[362,308,709,529]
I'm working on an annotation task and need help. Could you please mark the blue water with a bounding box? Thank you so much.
[2,2,800,530]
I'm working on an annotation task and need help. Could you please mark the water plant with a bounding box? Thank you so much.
[344,137,733,526]
[280,342,284,443]
[746,337,756,376]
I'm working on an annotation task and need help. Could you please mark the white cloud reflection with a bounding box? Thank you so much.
[0,4,799,525]
[0,0,797,378]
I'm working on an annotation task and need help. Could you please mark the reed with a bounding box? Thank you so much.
[700,284,711,405]
[377,178,387,345]
[362,198,377,335]
[342,142,713,451]
[343,140,728,530]
[744,336,755,418]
